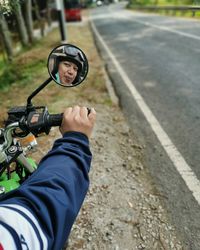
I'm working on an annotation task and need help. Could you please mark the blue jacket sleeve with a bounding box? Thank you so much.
[0,132,92,250]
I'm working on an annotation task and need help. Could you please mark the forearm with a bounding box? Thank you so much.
[0,132,92,249]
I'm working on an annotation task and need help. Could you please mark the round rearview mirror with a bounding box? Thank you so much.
[47,44,89,87]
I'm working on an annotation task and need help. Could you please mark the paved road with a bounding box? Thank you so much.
[91,2,200,249]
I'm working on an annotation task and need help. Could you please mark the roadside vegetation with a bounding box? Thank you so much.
[128,0,200,6]
[0,0,96,90]
[0,0,53,89]
[128,0,200,18]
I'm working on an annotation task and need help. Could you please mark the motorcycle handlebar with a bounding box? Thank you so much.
[14,107,91,137]
[47,108,91,128]
[47,113,63,127]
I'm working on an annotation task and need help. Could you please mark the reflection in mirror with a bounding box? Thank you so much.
[47,44,89,87]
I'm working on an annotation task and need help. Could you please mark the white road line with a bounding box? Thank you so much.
[129,18,200,41]
[95,9,200,41]
[90,19,200,205]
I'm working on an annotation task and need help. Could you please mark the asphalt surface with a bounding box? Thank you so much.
[91,2,200,249]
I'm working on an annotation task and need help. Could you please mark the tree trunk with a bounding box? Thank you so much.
[12,1,29,47]
[0,13,13,61]
[24,0,34,43]
[46,0,52,27]
[32,0,45,37]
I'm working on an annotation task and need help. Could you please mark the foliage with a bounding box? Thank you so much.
[0,0,25,15]
[0,0,9,14]
[129,0,199,6]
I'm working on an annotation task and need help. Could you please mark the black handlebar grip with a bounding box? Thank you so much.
[47,108,91,128]
[47,113,63,127]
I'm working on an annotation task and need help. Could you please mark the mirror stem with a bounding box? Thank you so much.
[26,77,52,110]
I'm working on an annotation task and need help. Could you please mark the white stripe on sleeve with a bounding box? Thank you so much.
[0,224,17,249]
[0,204,48,250]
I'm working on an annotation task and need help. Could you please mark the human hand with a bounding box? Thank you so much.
[60,106,96,138]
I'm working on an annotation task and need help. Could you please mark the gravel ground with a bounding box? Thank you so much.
[64,102,184,250]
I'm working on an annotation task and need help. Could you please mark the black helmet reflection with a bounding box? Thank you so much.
[53,45,85,73]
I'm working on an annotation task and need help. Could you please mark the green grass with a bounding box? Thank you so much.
[0,29,59,90]
[0,58,47,89]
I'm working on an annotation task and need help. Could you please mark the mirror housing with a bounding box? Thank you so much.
[47,44,89,87]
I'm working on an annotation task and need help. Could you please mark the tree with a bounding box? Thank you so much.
[24,0,34,43]
[9,0,29,47]
[32,0,46,37]
[0,2,14,61]
[46,0,52,27]
[0,13,13,61]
